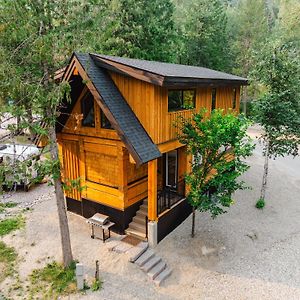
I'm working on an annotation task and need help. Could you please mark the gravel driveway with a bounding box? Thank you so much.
[1,127,300,300]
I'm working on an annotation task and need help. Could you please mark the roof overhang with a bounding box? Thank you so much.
[91,53,248,87]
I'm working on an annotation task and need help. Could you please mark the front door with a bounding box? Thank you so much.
[165,150,178,190]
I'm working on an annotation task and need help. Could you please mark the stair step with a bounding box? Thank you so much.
[127,241,149,263]
[125,228,146,240]
[129,222,146,233]
[136,210,147,218]
[147,261,166,280]
[140,205,148,212]
[133,215,146,225]
[154,268,172,286]
[135,250,155,267]
[141,256,161,273]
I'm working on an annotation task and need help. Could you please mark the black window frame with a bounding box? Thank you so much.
[81,91,95,128]
[100,109,113,130]
[211,88,217,111]
[168,89,196,112]
[232,88,237,109]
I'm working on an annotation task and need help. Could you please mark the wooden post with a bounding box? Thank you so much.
[148,159,157,221]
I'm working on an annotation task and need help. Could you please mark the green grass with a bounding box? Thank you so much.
[256,198,265,209]
[91,278,102,291]
[0,202,18,213]
[0,216,25,236]
[0,241,17,282]
[29,261,77,299]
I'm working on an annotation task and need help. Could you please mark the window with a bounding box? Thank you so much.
[81,92,95,127]
[232,88,237,109]
[168,90,196,112]
[211,88,217,110]
[100,109,112,129]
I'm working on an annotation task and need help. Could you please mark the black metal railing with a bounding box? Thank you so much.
[145,216,148,239]
[157,187,184,216]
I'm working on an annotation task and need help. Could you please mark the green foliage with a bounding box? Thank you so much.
[0,202,17,213]
[0,216,25,236]
[252,42,300,158]
[179,0,231,71]
[96,0,177,62]
[91,278,102,291]
[29,261,77,299]
[256,198,265,209]
[179,109,254,217]
[0,241,17,282]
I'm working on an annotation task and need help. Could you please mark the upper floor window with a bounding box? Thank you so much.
[100,109,113,129]
[168,90,196,112]
[81,92,95,127]
[232,88,237,109]
[211,88,217,110]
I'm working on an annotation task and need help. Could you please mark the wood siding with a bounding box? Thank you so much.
[58,69,241,213]
[110,72,240,145]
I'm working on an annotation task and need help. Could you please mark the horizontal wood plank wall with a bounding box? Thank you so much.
[57,133,126,210]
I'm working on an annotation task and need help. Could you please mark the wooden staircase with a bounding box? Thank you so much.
[125,199,148,240]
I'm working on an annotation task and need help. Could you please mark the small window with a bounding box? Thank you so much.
[211,88,217,110]
[81,92,95,127]
[232,88,237,109]
[100,109,112,129]
[168,90,195,112]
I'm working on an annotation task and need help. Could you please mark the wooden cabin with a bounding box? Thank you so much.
[56,53,247,246]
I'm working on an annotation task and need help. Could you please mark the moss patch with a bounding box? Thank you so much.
[29,261,77,299]
[0,241,17,282]
[0,216,25,236]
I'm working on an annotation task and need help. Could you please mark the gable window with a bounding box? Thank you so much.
[81,92,95,127]
[211,88,217,110]
[232,88,237,109]
[100,109,113,129]
[168,90,196,112]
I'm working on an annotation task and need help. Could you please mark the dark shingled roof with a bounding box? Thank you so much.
[91,53,248,85]
[74,53,161,165]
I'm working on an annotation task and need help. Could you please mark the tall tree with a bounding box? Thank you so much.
[179,110,253,237]
[95,0,177,62]
[179,0,231,71]
[252,41,300,207]
[0,0,104,267]
[227,0,269,114]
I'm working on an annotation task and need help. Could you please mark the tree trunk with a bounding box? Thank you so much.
[49,125,73,267]
[191,207,195,238]
[260,141,270,200]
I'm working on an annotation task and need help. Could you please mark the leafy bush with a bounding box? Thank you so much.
[256,198,265,209]
[91,278,102,291]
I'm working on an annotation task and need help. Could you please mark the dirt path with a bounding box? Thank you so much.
[1,130,300,299]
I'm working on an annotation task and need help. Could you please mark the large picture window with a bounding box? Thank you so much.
[81,92,95,127]
[168,90,196,112]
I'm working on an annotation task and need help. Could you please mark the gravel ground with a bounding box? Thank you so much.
[1,127,300,299]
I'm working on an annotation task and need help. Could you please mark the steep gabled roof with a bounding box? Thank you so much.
[91,53,248,87]
[72,53,161,165]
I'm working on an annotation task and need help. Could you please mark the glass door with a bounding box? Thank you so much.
[165,150,177,189]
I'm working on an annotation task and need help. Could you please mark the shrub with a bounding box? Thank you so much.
[256,198,265,209]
